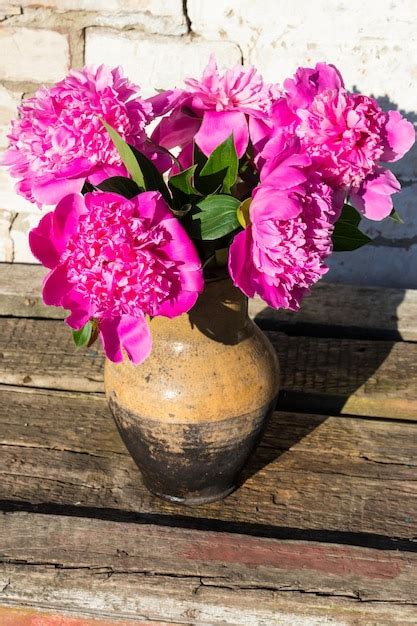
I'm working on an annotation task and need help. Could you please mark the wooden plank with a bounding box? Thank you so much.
[1,512,417,625]
[1,386,416,541]
[1,317,417,420]
[3,566,417,626]
[0,606,173,626]
[267,331,417,420]
[252,282,417,341]
[2,263,417,340]
[0,264,63,320]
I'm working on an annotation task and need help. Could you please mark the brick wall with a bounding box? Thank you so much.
[0,0,416,287]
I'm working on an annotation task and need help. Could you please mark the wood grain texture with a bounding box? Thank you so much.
[1,386,416,541]
[0,606,173,626]
[2,263,417,340]
[3,565,417,626]
[2,268,417,624]
[1,317,417,419]
[0,264,63,320]
[0,511,416,625]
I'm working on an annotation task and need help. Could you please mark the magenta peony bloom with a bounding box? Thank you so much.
[229,139,342,310]
[2,65,152,206]
[266,63,415,220]
[29,191,203,363]
[151,56,276,163]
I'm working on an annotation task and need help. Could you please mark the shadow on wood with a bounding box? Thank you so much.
[243,285,407,480]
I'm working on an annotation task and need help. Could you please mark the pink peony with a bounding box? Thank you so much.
[229,139,342,310]
[283,62,344,109]
[151,56,277,162]
[29,191,203,363]
[266,63,415,220]
[2,65,152,206]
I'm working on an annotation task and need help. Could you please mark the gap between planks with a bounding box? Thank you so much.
[2,316,417,420]
[1,263,417,341]
[1,386,416,543]
[1,511,417,625]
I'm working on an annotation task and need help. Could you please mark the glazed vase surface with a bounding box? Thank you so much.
[105,277,280,505]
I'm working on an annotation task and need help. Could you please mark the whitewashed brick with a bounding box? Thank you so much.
[19,0,187,35]
[0,3,21,18]
[390,142,417,183]
[249,38,417,111]
[85,30,242,96]
[329,182,417,287]
[0,209,14,262]
[0,167,39,214]
[0,28,70,83]
[10,212,40,263]
[189,1,417,49]
[361,183,417,241]
[20,0,180,13]
[326,244,417,290]
[0,86,21,150]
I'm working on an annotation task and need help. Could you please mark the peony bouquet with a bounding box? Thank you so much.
[2,58,415,364]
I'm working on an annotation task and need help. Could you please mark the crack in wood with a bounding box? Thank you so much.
[2,559,417,606]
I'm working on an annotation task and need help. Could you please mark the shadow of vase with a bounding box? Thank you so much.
[239,283,406,484]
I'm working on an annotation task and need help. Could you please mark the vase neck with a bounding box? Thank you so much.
[149,278,249,344]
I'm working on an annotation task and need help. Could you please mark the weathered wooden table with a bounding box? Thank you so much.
[0,263,416,625]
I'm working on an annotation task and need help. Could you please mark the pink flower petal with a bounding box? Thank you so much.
[88,164,128,185]
[147,89,185,116]
[32,175,85,205]
[381,110,415,163]
[99,317,123,363]
[151,107,201,150]
[53,193,86,245]
[99,315,152,364]
[350,168,401,220]
[252,186,303,222]
[194,110,249,157]
[228,228,256,299]
[157,288,200,318]
[29,212,61,269]
[118,314,152,364]
[284,62,344,109]
[42,263,72,306]
[248,116,272,153]
[62,289,92,330]
[260,155,309,188]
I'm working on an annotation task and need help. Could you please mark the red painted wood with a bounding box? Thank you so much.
[180,533,406,580]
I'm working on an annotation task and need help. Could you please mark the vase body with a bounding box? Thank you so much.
[104,278,280,505]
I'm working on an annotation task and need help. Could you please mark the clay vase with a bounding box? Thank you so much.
[104,277,280,505]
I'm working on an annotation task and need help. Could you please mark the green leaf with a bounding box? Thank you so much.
[340,203,361,226]
[169,165,198,196]
[189,194,240,240]
[96,176,142,198]
[198,135,239,194]
[101,120,145,188]
[389,208,404,224]
[72,321,93,348]
[168,165,200,208]
[237,197,252,228]
[193,141,208,175]
[130,146,171,204]
[332,221,372,251]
